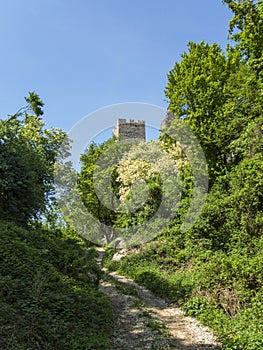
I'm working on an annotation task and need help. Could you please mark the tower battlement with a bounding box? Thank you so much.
[113,118,146,142]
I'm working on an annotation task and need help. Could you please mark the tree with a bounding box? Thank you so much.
[78,138,181,246]
[164,39,262,183]
[0,92,67,224]
[77,138,127,243]
[223,0,263,75]
[165,42,238,181]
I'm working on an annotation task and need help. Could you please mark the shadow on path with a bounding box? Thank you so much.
[100,268,222,350]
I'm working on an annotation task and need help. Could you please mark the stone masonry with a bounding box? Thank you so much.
[113,118,146,142]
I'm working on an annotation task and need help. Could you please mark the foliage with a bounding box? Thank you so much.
[77,138,126,243]
[0,94,113,349]
[165,41,235,182]
[0,93,68,224]
[103,2,263,349]
[78,138,179,245]
[0,220,112,349]
[2,1,263,349]
[223,0,263,74]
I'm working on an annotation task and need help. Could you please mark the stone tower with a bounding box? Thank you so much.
[113,118,146,143]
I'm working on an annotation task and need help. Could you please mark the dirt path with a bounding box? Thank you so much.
[97,250,222,350]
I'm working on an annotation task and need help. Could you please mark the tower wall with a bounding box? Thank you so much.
[113,118,146,142]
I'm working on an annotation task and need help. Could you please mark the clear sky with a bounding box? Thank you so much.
[0,0,232,132]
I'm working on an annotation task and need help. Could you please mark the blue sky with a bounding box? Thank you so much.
[0,0,232,132]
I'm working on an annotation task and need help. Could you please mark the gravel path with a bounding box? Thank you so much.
[98,250,222,350]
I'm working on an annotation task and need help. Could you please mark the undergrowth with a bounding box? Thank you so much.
[104,233,263,350]
[0,220,112,349]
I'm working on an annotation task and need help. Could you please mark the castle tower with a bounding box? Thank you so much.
[113,118,146,143]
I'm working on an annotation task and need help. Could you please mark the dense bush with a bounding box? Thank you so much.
[105,232,263,349]
[0,221,112,349]
[104,151,263,349]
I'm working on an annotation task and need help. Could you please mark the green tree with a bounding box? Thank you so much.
[78,138,126,243]
[164,40,262,183]
[78,137,182,246]
[165,42,237,181]
[223,0,263,74]
[0,92,67,224]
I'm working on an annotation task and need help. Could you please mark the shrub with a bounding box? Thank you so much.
[0,221,112,349]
